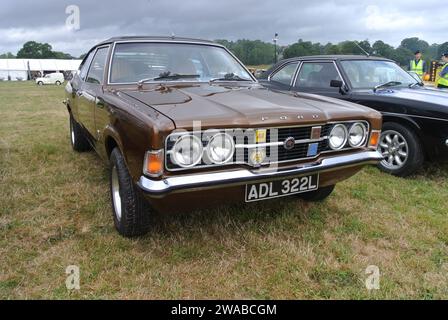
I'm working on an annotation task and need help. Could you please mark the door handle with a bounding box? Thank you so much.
[95,97,105,108]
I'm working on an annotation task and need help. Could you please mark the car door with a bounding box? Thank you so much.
[262,62,299,92]
[75,50,96,135]
[77,46,109,140]
[292,61,345,99]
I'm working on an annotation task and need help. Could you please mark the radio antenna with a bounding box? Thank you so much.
[353,41,370,57]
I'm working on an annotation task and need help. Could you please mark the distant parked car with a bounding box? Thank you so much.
[259,55,448,176]
[35,72,64,86]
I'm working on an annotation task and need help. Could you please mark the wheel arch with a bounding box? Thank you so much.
[104,126,125,160]
[381,114,428,158]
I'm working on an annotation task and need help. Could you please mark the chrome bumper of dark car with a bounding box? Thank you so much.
[138,150,383,197]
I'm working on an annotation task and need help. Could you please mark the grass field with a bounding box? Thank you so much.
[0,81,447,299]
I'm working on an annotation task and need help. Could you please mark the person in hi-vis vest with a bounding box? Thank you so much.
[436,53,448,89]
[409,50,427,78]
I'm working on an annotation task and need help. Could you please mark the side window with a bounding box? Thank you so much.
[79,51,96,81]
[295,62,341,89]
[86,47,109,84]
[270,63,298,85]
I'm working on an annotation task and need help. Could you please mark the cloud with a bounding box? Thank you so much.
[0,0,446,56]
[364,5,425,31]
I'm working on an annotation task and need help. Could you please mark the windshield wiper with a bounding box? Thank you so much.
[137,72,200,86]
[373,81,402,92]
[209,73,252,83]
[408,82,423,88]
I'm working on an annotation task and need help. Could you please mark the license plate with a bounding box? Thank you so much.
[245,174,319,202]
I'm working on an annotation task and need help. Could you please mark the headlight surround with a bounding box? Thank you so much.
[206,133,235,164]
[171,134,203,168]
[328,124,348,150]
[348,122,367,147]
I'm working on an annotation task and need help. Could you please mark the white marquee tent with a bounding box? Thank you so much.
[0,59,82,81]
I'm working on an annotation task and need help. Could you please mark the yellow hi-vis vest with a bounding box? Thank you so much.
[410,59,424,76]
[437,63,448,87]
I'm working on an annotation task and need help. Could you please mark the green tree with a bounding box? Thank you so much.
[283,40,322,59]
[372,40,396,59]
[393,47,414,67]
[437,42,448,60]
[323,43,340,55]
[216,39,275,65]
[0,52,15,58]
[53,51,74,59]
[338,40,371,55]
[17,41,55,58]
[399,37,429,54]
[424,43,439,62]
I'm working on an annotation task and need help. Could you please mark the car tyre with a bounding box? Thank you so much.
[377,122,424,177]
[55,81,61,86]
[69,115,91,152]
[299,185,335,202]
[37,81,43,86]
[110,147,152,237]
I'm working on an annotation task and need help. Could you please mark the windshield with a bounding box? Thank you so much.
[340,60,418,89]
[109,42,253,84]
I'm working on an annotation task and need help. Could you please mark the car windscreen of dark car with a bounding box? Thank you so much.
[340,60,418,89]
[109,42,253,84]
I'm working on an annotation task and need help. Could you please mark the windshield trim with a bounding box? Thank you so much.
[339,59,417,90]
[106,40,257,85]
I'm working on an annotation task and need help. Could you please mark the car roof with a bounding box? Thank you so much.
[279,55,393,63]
[95,36,218,47]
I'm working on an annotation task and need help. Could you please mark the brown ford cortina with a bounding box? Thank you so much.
[64,36,383,237]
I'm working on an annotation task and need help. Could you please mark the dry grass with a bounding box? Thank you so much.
[0,81,447,299]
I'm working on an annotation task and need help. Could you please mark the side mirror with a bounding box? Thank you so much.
[330,79,348,94]
[330,80,343,88]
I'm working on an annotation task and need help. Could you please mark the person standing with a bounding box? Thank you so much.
[409,50,427,78]
[436,53,448,89]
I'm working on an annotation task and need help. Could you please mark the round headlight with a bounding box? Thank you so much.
[206,133,235,164]
[328,124,348,150]
[171,135,203,168]
[348,122,367,147]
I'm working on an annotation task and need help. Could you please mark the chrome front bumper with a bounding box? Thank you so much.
[138,150,383,197]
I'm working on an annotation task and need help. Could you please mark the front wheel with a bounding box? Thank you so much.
[110,148,152,237]
[377,122,424,177]
[55,81,61,86]
[299,185,335,202]
[37,81,43,86]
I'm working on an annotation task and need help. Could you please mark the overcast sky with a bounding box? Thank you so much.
[1,0,446,57]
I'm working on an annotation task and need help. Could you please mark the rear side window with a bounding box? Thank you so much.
[86,47,109,84]
[270,63,298,85]
[79,51,95,81]
[295,62,341,89]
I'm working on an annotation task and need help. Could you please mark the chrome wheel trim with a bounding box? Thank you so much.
[378,130,409,170]
[70,121,75,145]
[111,166,122,221]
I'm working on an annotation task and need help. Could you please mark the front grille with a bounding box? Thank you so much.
[267,126,312,142]
[249,124,332,164]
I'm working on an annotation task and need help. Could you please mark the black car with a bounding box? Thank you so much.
[259,55,448,176]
